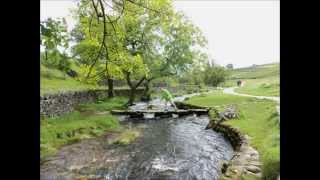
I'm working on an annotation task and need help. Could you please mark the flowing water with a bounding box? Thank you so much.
[40,94,234,180]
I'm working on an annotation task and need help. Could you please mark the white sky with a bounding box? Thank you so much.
[41,0,280,68]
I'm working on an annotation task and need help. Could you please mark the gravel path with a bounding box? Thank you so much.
[223,87,280,118]
[223,87,280,103]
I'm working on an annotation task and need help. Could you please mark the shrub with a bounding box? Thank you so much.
[41,51,71,73]
[203,66,228,87]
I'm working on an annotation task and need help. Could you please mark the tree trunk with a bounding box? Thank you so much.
[45,49,48,62]
[141,79,151,101]
[127,87,136,106]
[125,72,145,106]
[107,78,114,98]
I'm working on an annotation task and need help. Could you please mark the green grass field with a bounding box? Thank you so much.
[224,63,279,97]
[186,91,279,179]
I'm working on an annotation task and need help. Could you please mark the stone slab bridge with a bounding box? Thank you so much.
[111,109,209,119]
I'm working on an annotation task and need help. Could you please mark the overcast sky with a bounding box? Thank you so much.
[41,0,279,68]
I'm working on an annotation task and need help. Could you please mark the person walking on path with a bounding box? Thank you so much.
[237,80,242,87]
[160,88,178,111]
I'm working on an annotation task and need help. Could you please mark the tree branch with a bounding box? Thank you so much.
[86,0,108,79]
[135,76,146,88]
[91,0,100,23]
[102,0,125,23]
[88,69,107,79]
[126,0,160,14]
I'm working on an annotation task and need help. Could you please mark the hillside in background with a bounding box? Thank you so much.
[40,63,104,96]
[224,63,279,96]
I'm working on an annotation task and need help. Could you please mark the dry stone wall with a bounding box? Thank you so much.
[40,89,144,117]
[207,112,263,179]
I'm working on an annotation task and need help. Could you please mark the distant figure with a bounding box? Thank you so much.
[237,80,243,87]
[160,88,178,111]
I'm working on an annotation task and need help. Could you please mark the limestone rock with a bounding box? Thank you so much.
[247,161,262,167]
[245,165,261,174]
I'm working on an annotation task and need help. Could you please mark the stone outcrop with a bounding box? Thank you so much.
[216,105,239,122]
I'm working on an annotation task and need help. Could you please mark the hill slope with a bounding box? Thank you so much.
[40,64,103,96]
[224,63,279,96]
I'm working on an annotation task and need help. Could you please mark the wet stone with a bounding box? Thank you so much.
[247,161,262,167]
[245,165,261,173]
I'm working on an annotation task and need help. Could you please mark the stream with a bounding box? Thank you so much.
[41,94,234,180]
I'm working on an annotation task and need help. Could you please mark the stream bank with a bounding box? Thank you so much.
[185,90,279,179]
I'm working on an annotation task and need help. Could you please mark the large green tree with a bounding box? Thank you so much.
[71,0,209,104]
[119,2,208,101]
[71,0,170,102]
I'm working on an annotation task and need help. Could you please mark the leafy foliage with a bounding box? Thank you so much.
[203,65,229,87]
[41,18,69,49]
[41,18,71,72]
[71,0,208,83]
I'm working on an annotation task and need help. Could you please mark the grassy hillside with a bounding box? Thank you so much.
[224,63,279,96]
[40,64,104,95]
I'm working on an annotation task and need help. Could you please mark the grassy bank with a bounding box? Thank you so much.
[186,91,279,179]
[76,96,128,112]
[40,97,128,159]
[225,63,279,97]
